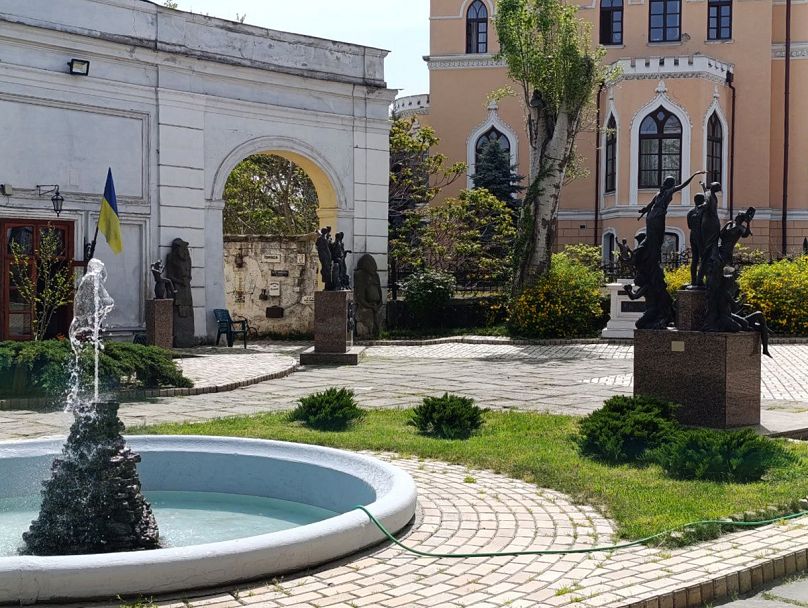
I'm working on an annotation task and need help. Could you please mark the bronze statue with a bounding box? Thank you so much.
[150,260,175,300]
[165,238,194,347]
[354,254,384,338]
[315,226,336,291]
[624,171,705,329]
[330,232,352,290]
[686,192,706,288]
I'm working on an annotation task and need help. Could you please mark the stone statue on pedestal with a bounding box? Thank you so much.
[150,260,175,300]
[354,254,384,338]
[165,238,195,348]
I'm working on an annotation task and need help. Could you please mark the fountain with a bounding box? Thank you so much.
[0,258,417,604]
[22,259,159,555]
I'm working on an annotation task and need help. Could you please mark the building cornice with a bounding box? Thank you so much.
[425,54,506,71]
[393,94,431,117]
[608,55,733,86]
[772,42,808,59]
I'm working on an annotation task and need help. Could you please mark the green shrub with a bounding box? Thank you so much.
[560,244,604,274]
[508,253,604,338]
[409,393,486,439]
[579,395,680,464]
[651,428,795,483]
[289,388,365,431]
[738,256,808,336]
[402,269,456,326]
[0,339,191,399]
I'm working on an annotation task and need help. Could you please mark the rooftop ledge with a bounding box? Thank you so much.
[609,55,734,84]
[0,0,389,88]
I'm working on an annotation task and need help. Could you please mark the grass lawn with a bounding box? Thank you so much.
[138,409,808,542]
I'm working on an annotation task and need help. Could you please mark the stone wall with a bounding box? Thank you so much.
[223,235,317,337]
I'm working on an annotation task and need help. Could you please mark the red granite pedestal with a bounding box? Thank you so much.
[145,299,173,350]
[300,291,365,366]
[676,288,707,331]
[634,329,761,428]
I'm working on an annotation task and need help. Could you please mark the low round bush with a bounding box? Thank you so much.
[508,253,605,339]
[651,428,795,482]
[738,256,808,336]
[579,395,680,464]
[289,387,365,431]
[409,393,486,439]
[401,269,456,327]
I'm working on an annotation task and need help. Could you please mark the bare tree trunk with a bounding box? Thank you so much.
[512,106,578,295]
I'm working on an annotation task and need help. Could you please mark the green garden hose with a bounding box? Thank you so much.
[354,505,808,558]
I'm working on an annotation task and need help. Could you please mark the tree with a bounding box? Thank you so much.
[163,1,178,8]
[391,189,516,290]
[495,0,607,295]
[9,227,75,341]
[471,140,524,207]
[388,116,465,227]
[223,154,319,235]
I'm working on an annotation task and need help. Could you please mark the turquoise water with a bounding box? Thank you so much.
[0,491,338,556]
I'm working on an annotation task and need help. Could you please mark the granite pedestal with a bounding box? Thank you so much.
[145,299,174,350]
[601,280,645,339]
[634,329,761,428]
[300,290,365,366]
[676,288,707,331]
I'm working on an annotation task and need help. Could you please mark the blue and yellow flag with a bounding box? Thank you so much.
[98,168,123,254]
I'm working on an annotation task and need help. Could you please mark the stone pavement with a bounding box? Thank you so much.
[5,340,808,607]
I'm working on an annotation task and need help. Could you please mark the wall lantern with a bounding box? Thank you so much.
[67,59,90,76]
[36,185,65,217]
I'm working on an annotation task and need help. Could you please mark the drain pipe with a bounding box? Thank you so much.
[593,83,604,247]
[726,71,736,220]
[782,0,792,256]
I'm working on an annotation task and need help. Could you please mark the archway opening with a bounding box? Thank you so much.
[220,151,339,338]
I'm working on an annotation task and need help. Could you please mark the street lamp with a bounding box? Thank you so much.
[36,185,65,217]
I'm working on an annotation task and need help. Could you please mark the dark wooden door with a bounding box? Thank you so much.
[0,220,74,341]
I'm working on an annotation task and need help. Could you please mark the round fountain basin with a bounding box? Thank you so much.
[0,436,417,605]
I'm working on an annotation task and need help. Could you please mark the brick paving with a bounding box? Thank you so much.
[5,339,808,606]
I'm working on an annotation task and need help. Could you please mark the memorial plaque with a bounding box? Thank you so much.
[296,254,306,265]
[621,301,646,313]
[302,296,315,305]
[268,282,281,296]
[266,306,284,319]
[271,269,290,277]
[264,254,282,263]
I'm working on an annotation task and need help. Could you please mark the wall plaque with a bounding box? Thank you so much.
[264,254,282,263]
[268,282,281,296]
[271,269,290,277]
[671,341,685,353]
[266,306,284,319]
[621,301,646,313]
[302,296,315,305]
[296,254,306,265]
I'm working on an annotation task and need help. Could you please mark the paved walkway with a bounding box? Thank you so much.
[4,340,808,607]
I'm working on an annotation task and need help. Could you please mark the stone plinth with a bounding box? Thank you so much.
[676,289,707,331]
[300,290,364,366]
[634,329,761,428]
[145,299,174,350]
[601,280,645,339]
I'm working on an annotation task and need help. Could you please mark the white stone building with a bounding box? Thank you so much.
[0,0,394,341]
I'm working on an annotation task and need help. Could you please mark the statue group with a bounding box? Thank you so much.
[618,173,769,355]
[315,226,351,291]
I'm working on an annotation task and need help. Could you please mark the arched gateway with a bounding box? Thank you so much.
[0,0,394,341]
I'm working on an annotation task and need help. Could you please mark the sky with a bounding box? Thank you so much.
[169,0,430,97]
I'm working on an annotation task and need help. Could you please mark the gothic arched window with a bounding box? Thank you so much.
[605,115,617,193]
[707,112,723,186]
[475,127,510,166]
[638,107,682,188]
[466,1,489,54]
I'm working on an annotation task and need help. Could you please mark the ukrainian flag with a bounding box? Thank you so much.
[98,168,123,254]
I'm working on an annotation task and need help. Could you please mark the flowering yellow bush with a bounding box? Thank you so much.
[738,256,808,336]
[508,254,604,338]
[664,265,691,298]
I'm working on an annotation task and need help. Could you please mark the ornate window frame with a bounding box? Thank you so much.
[466,0,489,54]
[466,102,519,189]
[702,96,729,207]
[629,84,692,207]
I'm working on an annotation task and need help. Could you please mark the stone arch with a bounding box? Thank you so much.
[210,136,347,232]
